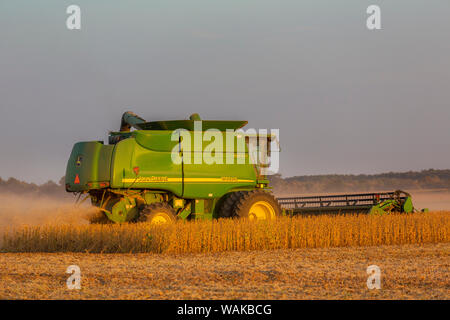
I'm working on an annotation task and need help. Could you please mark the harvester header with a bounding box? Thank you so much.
[278,190,426,215]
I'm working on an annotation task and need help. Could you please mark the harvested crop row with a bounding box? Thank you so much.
[2,212,449,254]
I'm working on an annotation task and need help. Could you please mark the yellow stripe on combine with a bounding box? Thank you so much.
[121,177,254,183]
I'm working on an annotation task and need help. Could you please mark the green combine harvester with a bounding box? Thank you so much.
[65,112,422,224]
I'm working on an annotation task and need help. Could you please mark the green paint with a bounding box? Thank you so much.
[402,196,414,213]
[65,113,268,223]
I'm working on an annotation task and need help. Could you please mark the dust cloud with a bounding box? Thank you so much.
[410,190,450,211]
[0,193,95,229]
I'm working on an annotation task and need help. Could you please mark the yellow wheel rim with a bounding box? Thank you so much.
[248,201,276,220]
[150,212,172,224]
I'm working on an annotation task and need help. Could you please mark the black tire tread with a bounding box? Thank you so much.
[218,191,243,218]
[137,202,177,223]
[232,190,281,219]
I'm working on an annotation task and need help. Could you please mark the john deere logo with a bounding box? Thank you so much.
[76,156,83,167]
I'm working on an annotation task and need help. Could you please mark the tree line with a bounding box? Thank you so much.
[270,169,450,195]
[0,169,449,197]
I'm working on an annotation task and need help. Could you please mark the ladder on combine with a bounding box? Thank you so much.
[277,190,416,215]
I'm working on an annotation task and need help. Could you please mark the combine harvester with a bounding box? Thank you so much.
[65,112,423,224]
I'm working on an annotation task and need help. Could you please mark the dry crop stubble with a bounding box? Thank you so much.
[2,211,448,254]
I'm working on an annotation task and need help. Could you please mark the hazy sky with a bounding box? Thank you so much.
[0,1,449,184]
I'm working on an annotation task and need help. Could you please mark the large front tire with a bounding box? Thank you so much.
[217,191,243,218]
[232,191,281,220]
[138,203,177,224]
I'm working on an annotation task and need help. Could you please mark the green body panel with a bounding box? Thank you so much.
[402,197,414,213]
[134,130,179,152]
[105,197,139,223]
[65,142,113,192]
[111,135,183,196]
[109,130,258,199]
[177,129,257,199]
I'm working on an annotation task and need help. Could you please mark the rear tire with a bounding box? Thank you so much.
[232,191,281,220]
[138,202,177,224]
[217,191,243,218]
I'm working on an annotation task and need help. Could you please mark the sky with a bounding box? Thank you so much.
[0,0,449,184]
